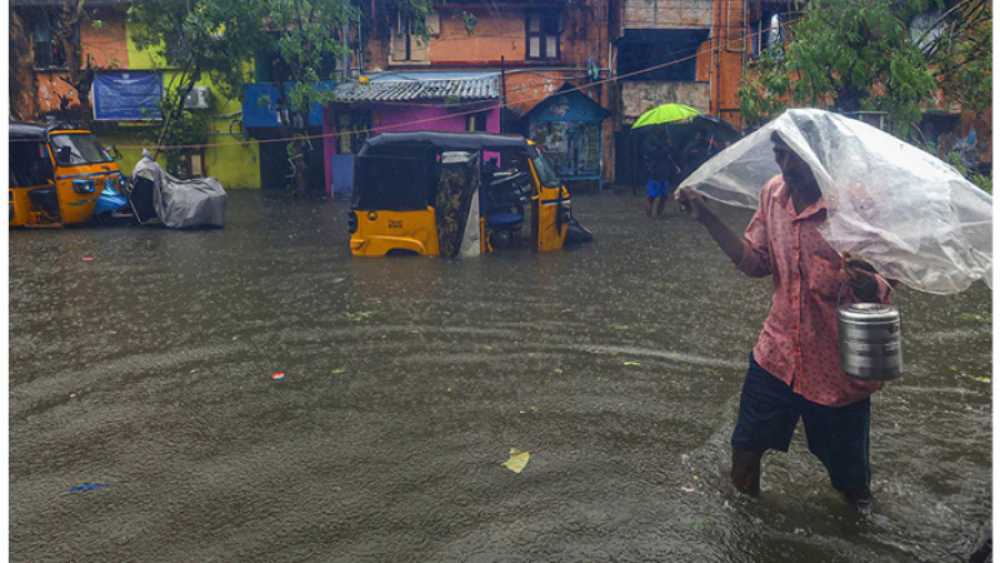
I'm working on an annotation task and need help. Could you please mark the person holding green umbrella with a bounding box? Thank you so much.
[633,103,704,217]
[641,132,680,218]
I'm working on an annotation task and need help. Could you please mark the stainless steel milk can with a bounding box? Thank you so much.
[837,302,903,381]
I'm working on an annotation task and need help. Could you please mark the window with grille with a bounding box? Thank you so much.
[391,12,428,63]
[526,11,560,60]
[31,10,74,69]
[466,112,488,132]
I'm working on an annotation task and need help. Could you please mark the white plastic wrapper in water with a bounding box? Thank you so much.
[679,109,992,295]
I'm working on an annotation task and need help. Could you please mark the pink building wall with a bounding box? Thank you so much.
[372,105,500,134]
[323,103,501,196]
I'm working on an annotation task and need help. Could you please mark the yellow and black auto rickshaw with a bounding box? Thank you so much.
[9,121,126,227]
[349,132,592,257]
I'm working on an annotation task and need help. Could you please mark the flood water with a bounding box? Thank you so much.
[9,191,992,561]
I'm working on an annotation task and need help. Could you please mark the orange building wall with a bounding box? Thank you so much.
[696,40,711,81]
[709,0,746,128]
[35,74,75,114]
[504,71,567,114]
[559,2,611,68]
[372,1,610,70]
[431,9,525,64]
[34,8,129,114]
[82,8,129,69]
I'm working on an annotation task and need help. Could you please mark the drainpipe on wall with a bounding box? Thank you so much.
[499,55,506,133]
[358,17,364,74]
[500,55,506,106]
[342,22,351,81]
[714,0,722,118]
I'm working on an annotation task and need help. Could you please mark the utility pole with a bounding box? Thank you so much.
[499,55,506,132]
[500,55,506,107]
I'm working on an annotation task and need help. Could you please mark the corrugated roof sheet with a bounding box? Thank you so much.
[332,74,499,103]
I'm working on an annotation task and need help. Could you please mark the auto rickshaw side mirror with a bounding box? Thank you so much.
[104,145,121,160]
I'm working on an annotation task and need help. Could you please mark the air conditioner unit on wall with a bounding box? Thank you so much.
[184,86,212,110]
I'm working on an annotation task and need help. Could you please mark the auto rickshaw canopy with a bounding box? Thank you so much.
[10,121,83,140]
[354,132,531,212]
[11,122,49,141]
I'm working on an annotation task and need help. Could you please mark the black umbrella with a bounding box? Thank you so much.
[635,116,741,182]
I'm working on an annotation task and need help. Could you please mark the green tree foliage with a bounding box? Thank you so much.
[128,0,267,164]
[128,0,265,100]
[260,0,431,195]
[259,0,360,195]
[739,0,942,134]
[149,87,214,176]
[128,0,433,189]
[264,0,358,117]
[261,0,432,128]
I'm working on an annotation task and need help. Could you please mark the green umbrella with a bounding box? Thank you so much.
[631,103,702,129]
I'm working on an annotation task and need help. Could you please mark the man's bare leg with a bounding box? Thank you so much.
[731,448,765,496]
[841,486,873,513]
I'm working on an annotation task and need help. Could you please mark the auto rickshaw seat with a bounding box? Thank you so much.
[486,212,523,228]
[129,176,158,223]
[28,187,59,219]
[485,171,530,208]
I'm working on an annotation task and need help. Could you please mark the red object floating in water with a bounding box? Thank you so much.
[82,256,95,262]
[271,371,286,381]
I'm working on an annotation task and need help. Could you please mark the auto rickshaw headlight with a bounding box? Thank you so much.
[348,211,358,233]
[72,179,96,194]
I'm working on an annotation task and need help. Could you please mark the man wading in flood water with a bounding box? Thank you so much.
[676,132,893,511]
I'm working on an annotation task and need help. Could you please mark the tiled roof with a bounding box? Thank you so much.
[332,74,499,102]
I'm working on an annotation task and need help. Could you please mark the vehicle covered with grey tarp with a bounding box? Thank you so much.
[130,153,226,228]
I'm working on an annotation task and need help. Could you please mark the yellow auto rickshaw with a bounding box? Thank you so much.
[9,121,125,227]
[349,132,591,257]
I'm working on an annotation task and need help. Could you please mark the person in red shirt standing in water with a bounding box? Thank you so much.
[676,132,894,512]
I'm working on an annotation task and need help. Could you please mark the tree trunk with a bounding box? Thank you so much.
[292,136,309,197]
[55,0,89,122]
[291,108,313,197]
[154,66,201,161]
[10,8,38,121]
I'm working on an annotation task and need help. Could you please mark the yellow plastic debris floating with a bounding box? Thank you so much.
[502,449,531,474]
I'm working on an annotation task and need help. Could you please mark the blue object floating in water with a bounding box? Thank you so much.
[66,482,110,494]
[94,184,129,215]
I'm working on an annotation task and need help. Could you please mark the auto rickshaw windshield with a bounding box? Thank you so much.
[51,133,113,165]
[530,148,562,188]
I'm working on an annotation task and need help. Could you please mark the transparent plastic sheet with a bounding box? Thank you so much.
[679,109,992,295]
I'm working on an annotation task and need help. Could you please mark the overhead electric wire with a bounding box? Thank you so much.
[74,17,802,151]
